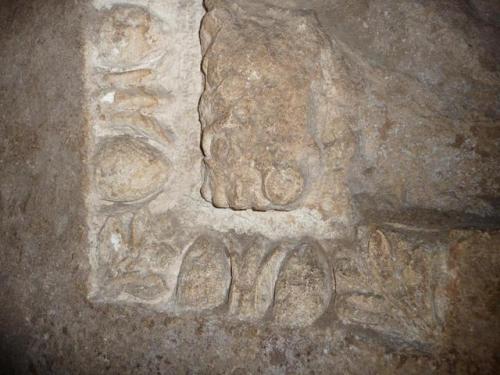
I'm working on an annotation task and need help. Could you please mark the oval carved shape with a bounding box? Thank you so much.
[94,136,169,202]
[264,166,305,206]
[272,241,334,327]
[176,235,231,311]
[97,6,164,69]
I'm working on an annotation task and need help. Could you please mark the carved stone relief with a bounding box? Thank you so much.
[334,227,450,344]
[199,5,324,210]
[85,0,462,339]
[199,1,354,215]
[86,0,348,328]
[94,136,170,202]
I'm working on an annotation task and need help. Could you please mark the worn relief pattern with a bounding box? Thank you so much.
[86,0,452,337]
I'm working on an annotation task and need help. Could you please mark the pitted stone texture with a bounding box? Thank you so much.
[272,241,333,327]
[4,0,500,373]
[94,136,170,202]
[96,5,167,70]
[335,227,450,344]
[199,0,353,213]
[176,234,232,311]
[228,236,270,320]
[444,230,500,368]
[91,203,337,326]
[92,212,173,302]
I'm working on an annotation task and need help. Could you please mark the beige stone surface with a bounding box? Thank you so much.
[200,1,334,211]
[1,0,499,373]
[94,136,170,202]
[176,234,231,311]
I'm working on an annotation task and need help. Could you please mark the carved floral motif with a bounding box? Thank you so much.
[336,228,449,343]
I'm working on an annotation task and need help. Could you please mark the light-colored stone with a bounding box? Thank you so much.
[335,227,450,343]
[4,0,500,373]
[96,5,166,70]
[176,234,231,311]
[272,241,334,327]
[199,0,354,215]
[78,0,500,371]
[94,136,170,202]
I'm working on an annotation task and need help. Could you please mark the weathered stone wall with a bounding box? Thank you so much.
[1,0,499,374]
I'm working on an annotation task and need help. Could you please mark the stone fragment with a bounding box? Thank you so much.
[176,235,231,311]
[94,136,170,202]
[199,1,331,211]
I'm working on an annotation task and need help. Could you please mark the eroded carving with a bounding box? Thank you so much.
[88,0,345,329]
[94,136,170,202]
[335,228,449,342]
[176,234,232,311]
[199,3,332,211]
[94,213,173,302]
[253,243,290,319]
[228,236,271,320]
[93,207,335,326]
[97,5,166,70]
[105,88,159,111]
[272,241,334,327]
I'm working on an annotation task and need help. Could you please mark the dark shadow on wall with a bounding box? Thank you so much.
[0,0,88,373]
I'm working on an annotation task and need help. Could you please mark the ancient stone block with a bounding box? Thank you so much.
[199,1,351,212]
[85,0,346,327]
[3,0,500,372]
[83,0,499,343]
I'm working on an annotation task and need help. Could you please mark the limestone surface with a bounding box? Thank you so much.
[1,0,499,373]
[200,0,354,217]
